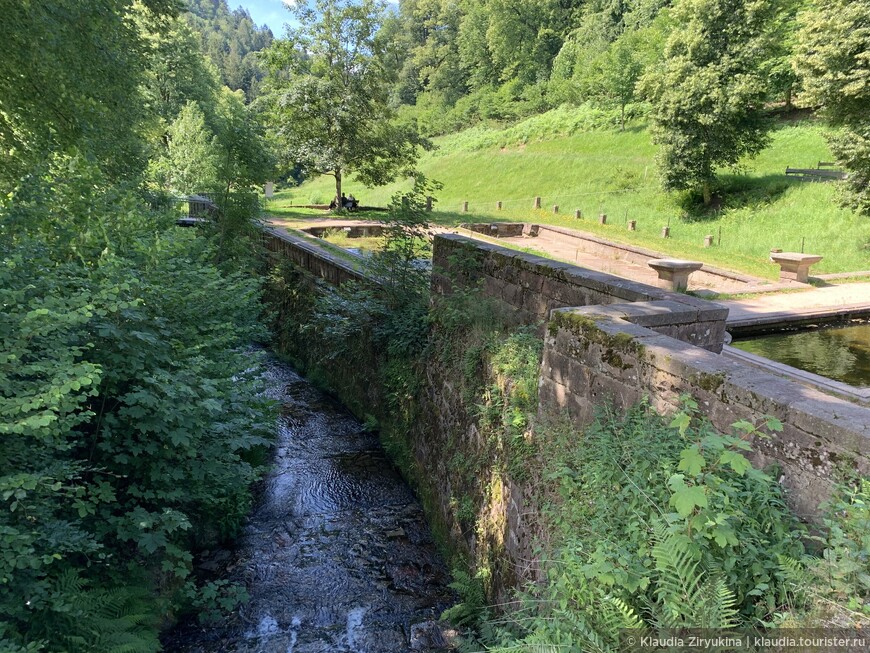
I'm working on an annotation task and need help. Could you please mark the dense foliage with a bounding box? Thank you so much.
[0,160,272,652]
[796,0,870,214]
[643,0,775,204]
[1,0,276,650]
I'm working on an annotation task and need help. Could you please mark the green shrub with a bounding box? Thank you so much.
[0,156,274,651]
[480,400,806,651]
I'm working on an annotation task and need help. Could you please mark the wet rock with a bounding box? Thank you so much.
[162,357,456,652]
[410,621,458,651]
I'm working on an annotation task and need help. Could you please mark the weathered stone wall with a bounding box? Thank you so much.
[433,233,728,352]
[263,226,370,286]
[540,305,870,520]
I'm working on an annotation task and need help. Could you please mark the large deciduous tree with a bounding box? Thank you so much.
[642,0,775,205]
[796,0,870,214]
[262,0,427,203]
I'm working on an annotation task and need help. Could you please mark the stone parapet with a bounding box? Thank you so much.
[541,305,870,520]
[263,227,372,286]
[433,233,728,352]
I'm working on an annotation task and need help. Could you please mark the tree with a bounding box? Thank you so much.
[585,31,645,130]
[795,0,870,214]
[262,0,427,203]
[0,0,177,186]
[642,0,775,205]
[156,100,221,194]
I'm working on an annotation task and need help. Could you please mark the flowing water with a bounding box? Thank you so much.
[163,360,455,653]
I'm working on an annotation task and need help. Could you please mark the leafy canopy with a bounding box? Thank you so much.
[642,0,776,204]
[796,0,870,214]
[261,0,427,201]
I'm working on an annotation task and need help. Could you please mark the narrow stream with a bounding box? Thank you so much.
[164,359,455,652]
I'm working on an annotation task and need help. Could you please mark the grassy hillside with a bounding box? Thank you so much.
[270,108,870,276]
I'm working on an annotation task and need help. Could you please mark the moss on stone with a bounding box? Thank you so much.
[549,311,645,358]
[692,371,727,394]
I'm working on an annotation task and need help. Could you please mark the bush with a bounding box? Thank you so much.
[481,400,807,651]
[0,156,274,651]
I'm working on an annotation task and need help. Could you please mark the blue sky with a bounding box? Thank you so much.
[235,0,398,36]
[235,0,293,35]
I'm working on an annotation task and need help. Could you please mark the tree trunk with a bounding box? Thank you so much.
[702,181,712,206]
[334,169,342,207]
[620,104,626,132]
[785,87,793,111]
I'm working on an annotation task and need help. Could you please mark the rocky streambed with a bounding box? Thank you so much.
[163,360,456,652]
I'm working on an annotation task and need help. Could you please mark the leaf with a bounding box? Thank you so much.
[731,419,755,434]
[669,412,691,436]
[719,450,752,475]
[670,485,708,517]
[678,445,706,476]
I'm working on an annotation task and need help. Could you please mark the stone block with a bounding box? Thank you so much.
[788,396,870,455]
[648,259,704,292]
[770,252,823,283]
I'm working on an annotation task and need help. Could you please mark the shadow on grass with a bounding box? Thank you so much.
[680,174,802,222]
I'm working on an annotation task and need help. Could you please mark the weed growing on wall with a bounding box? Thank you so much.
[472,400,808,651]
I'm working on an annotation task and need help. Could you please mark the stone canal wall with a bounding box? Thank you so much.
[263,226,370,286]
[540,305,870,521]
[430,233,870,521]
[433,233,728,352]
[268,227,870,601]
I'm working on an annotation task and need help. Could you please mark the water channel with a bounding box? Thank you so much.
[163,359,455,652]
[731,319,870,387]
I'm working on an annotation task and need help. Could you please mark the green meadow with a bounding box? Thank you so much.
[269,109,870,277]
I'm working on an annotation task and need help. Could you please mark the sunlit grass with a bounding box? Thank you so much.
[270,111,870,275]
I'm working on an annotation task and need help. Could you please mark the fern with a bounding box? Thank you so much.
[32,571,160,653]
[648,526,738,630]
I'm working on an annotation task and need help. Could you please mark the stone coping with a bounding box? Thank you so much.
[727,304,870,332]
[534,224,759,284]
[436,233,728,317]
[724,345,870,404]
[551,305,870,455]
[263,226,374,285]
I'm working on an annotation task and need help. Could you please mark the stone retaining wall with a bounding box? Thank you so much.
[263,227,371,286]
[540,304,870,520]
[433,233,727,352]
[459,223,760,288]
[434,233,870,520]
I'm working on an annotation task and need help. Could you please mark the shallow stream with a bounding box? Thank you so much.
[163,360,455,652]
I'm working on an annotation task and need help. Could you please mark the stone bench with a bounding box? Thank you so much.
[770,252,823,283]
[648,259,704,292]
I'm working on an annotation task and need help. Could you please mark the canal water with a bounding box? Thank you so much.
[731,319,870,387]
[163,360,455,652]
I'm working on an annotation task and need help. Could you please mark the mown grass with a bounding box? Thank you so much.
[268,108,870,275]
